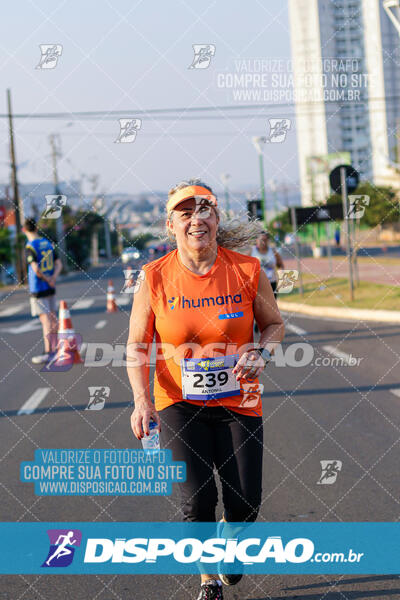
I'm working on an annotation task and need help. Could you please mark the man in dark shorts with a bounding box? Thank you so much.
[23,218,62,364]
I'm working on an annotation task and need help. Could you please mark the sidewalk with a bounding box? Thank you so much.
[278,300,400,323]
[284,257,400,287]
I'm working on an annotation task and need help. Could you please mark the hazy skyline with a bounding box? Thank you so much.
[0,0,298,201]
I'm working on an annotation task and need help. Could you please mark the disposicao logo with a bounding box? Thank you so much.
[168,297,179,310]
[83,535,315,564]
[42,529,82,568]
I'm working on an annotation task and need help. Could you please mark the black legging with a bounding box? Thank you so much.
[160,401,263,522]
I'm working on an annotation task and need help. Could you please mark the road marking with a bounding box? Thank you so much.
[279,311,362,325]
[95,320,107,329]
[322,345,355,365]
[117,296,131,306]
[149,344,156,365]
[0,304,25,317]
[79,343,87,357]
[64,295,104,302]
[18,387,50,415]
[71,299,94,310]
[285,323,307,336]
[1,320,42,334]
[390,389,400,398]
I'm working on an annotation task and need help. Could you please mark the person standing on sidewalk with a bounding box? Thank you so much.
[23,218,62,364]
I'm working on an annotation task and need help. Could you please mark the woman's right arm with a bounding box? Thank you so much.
[126,273,159,440]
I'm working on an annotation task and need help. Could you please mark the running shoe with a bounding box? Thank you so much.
[31,353,50,365]
[217,519,243,586]
[196,580,223,600]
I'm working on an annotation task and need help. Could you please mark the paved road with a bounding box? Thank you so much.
[0,263,399,599]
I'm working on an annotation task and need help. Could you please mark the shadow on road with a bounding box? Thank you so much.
[2,380,400,419]
[285,575,400,591]
[251,591,400,600]
[252,574,400,599]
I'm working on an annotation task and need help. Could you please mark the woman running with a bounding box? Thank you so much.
[127,179,285,600]
[251,231,284,299]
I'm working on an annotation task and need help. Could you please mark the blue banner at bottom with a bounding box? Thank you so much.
[1,522,399,574]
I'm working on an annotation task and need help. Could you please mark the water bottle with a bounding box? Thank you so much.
[141,419,160,453]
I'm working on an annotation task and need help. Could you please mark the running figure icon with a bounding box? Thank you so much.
[45,531,77,566]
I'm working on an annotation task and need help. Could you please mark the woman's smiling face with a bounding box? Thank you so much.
[167,198,219,252]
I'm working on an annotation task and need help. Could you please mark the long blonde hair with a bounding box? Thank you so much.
[165,178,263,249]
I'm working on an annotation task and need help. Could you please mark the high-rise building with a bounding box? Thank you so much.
[289,0,400,205]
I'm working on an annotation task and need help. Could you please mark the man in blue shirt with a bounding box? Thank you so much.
[23,218,62,364]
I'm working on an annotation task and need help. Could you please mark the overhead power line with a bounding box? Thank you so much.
[0,95,400,121]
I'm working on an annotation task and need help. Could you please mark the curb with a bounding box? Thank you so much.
[278,300,400,324]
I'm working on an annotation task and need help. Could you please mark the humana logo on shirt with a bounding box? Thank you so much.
[168,294,242,309]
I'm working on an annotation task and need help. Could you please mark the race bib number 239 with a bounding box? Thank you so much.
[181,355,241,401]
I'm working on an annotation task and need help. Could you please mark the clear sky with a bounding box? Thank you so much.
[0,0,298,200]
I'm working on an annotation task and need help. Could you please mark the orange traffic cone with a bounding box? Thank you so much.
[52,300,83,367]
[107,280,118,312]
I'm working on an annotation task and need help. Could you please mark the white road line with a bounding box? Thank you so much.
[71,299,94,310]
[79,343,88,357]
[285,323,307,336]
[390,389,400,398]
[64,295,104,302]
[279,311,362,325]
[18,387,50,415]
[1,320,42,334]
[322,345,355,365]
[117,296,131,306]
[149,344,157,366]
[0,304,25,317]
[95,320,107,329]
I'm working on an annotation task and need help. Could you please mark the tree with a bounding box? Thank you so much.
[128,233,155,250]
[327,182,399,227]
[38,207,105,269]
[0,228,12,263]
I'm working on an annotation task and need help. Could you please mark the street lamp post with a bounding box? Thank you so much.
[220,173,231,215]
[7,89,24,284]
[268,178,278,215]
[382,1,400,218]
[383,0,400,33]
[252,136,267,227]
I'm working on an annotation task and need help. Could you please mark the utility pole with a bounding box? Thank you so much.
[94,194,112,260]
[340,166,355,301]
[49,134,67,269]
[7,89,24,284]
[290,206,304,297]
[397,117,400,167]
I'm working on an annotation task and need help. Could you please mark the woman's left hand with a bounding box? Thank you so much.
[232,350,266,381]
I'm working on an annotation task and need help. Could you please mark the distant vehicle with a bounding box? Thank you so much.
[284,233,296,246]
[121,247,140,263]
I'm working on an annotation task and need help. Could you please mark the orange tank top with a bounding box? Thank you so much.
[143,247,262,416]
